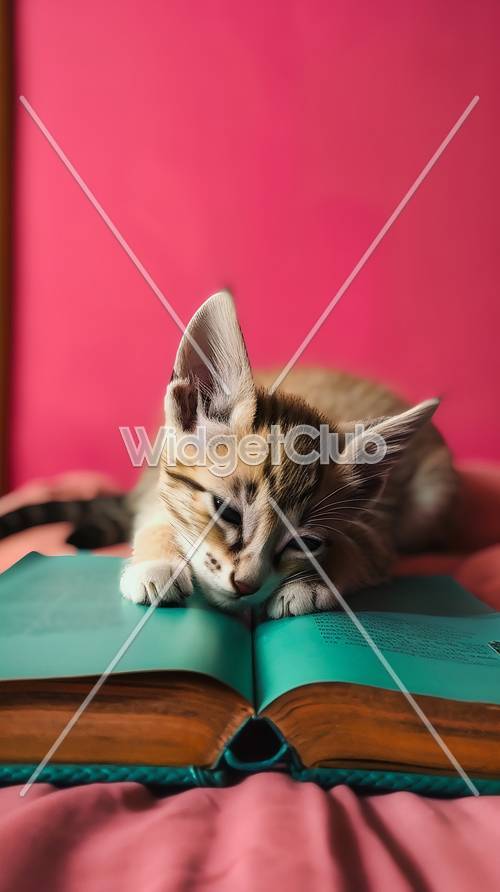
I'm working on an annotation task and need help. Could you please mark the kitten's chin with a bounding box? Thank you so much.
[203,591,247,613]
[201,575,283,613]
[196,583,247,613]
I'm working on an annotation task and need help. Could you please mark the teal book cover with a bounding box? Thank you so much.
[1,552,500,796]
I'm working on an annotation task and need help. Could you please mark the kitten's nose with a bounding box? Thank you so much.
[231,574,259,597]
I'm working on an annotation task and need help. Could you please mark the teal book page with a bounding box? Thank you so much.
[254,575,500,710]
[0,553,253,703]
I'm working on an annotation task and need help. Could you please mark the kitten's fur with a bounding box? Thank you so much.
[121,291,456,617]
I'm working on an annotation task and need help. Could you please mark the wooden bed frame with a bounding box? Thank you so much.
[0,1,12,493]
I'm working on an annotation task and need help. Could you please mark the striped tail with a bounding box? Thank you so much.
[0,494,132,549]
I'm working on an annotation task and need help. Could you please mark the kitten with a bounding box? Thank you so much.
[120,291,457,617]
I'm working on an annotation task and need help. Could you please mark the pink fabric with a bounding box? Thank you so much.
[11,0,500,488]
[2,465,500,888]
[1,776,499,892]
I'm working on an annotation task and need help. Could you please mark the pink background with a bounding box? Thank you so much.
[10,0,500,488]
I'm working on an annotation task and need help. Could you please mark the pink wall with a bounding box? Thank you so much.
[11,0,500,488]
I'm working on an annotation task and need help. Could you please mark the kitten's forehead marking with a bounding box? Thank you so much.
[229,478,273,549]
[229,477,258,504]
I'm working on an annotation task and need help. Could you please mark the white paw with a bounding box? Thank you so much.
[265,579,338,618]
[120,558,193,606]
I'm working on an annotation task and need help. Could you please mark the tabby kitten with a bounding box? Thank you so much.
[120,291,456,617]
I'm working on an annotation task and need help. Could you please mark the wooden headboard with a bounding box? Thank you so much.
[0,1,12,493]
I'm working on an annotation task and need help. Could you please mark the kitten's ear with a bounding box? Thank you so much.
[165,290,255,431]
[340,398,440,502]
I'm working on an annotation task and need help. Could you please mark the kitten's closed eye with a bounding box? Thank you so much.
[213,496,241,526]
[283,535,323,554]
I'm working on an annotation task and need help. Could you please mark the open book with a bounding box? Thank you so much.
[1,553,500,794]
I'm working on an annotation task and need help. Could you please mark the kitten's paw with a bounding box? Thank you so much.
[265,579,338,618]
[120,558,193,606]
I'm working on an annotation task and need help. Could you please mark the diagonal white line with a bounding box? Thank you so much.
[269,496,480,796]
[270,95,480,394]
[19,500,230,796]
[18,95,230,396]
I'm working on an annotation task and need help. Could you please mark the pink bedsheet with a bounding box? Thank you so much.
[1,466,500,891]
[1,776,499,892]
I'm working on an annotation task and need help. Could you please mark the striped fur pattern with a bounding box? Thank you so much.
[121,291,457,617]
[0,495,131,548]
